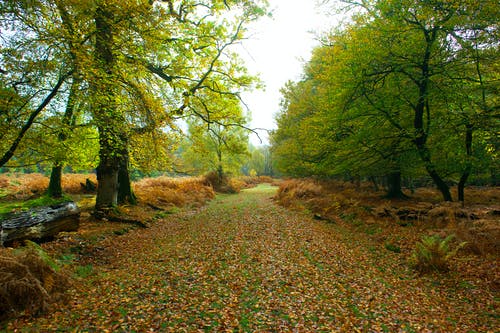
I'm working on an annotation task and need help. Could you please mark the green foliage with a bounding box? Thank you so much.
[1,0,269,208]
[181,115,250,176]
[271,0,500,199]
[385,243,401,254]
[411,234,467,272]
[74,264,94,279]
[243,144,274,176]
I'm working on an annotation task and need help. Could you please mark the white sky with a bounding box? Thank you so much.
[237,0,337,145]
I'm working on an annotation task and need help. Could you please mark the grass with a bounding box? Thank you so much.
[74,264,94,278]
[385,243,402,253]
[242,183,277,194]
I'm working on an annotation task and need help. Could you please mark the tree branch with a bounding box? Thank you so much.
[0,71,72,167]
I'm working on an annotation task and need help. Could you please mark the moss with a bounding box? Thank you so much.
[0,195,72,219]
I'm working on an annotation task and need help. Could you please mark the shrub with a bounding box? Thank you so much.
[0,242,70,320]
[0,173,48,199]
[411,234,466,272]
[0,173,99,199]
[62,174,97,194]
[134,176,215,208]
[203,171,241,193]
[275,179,323,207]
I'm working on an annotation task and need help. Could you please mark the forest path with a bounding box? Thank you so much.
[9,184,497,332]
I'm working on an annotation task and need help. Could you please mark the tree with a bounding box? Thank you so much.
[272,0,499,201]
[339,0,499,201]
[181,100,250,179]
[272,43,417,198]
[0,1,74,168]
[86,0,266,210]
[1,0,268,213]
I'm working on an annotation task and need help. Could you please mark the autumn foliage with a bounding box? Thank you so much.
[197,172,277,194]
[0,243,69,321]
[134,176,215,208]
[0,173,97,200]
[275,178,500,258]
[3,184,497,331]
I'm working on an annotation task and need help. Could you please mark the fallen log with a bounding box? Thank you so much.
[1,201,80,246]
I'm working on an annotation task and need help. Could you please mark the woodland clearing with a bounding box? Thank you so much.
[1,182,498,332]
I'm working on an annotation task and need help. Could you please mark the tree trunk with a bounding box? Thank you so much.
[386,171,407,199]
[0,73,69,167]
[1,202,80,246]
[117,145,137,205]
[416,146,453,201]
[46,76,81,199]
[216,147,224,183]
[491,168,499,186]
[369,176,379,191]
[411,29,452,202]
[96,161,119,209]
[217,164,224,182]
[458,124,473,202]
[47,164,63,198]
[93,5,122,210]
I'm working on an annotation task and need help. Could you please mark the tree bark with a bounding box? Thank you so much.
[416,146,453,201]
[47,164,63,198]
[412,29,452,202]
[93,5,122,210]
[1,202,80,246]
[386,171,407,199]
[95,160,119,210]
[458,124,473,202]
[0,73,70,167]
[47,76,81,199]
[117,144,137,205]
[369,176,379,191]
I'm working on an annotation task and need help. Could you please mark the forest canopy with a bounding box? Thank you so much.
[270,0,499,201]
[0,0,269,211]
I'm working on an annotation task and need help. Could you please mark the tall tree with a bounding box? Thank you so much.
[1,0,267,212]
[181,92,250,178]
[272,0,499,201]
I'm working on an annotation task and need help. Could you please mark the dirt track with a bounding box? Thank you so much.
[7,184,498,332]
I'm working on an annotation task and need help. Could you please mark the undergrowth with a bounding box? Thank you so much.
[134,176,215,208]
[0,173,97,200]
[411,234,467,272]
[0,241,70,322]
[274,178,500,271]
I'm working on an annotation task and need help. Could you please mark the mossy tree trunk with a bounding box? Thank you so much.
[93,4,123,211]
[47,76,81,199]
[117,141,137,205]
[458,124,473,202]
[47,164,63,198]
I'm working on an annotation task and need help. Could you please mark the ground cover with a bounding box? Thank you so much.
[2,183,498,332]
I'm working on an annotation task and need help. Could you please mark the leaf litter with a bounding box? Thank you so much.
[5,185,498,332]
